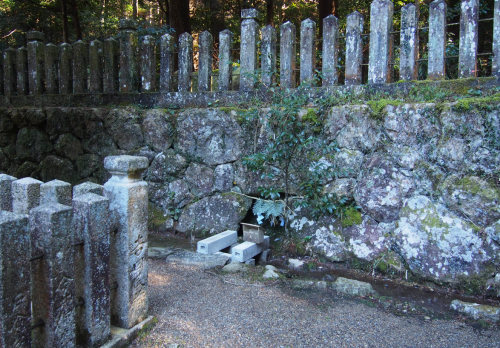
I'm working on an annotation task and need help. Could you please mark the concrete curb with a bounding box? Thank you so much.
[100,316,157,348]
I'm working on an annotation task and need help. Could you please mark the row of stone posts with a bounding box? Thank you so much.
[0,155,149,347]
[0,0,498,96]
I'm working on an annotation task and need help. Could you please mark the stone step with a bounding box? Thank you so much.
[231,236,270,262]
[197,230,237,255]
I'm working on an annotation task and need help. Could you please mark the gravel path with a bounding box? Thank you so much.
[130,260,500,348]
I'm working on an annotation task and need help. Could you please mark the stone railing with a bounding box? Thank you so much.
[0,0,497,105]
[0,155,148,347]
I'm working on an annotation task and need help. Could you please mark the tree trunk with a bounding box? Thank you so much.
[209,0,225,45]
[133,0,138,19]
[169,0,191,38]
[61,0,69,43]
[70,0,82,41]
[318,0,338,38]
[266,0,274,26]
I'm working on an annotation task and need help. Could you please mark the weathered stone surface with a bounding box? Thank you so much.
[222,261,247,273]
[394,195,498,282]
[160,34,175,92]
[70,108,107,139]
[0,174,16,211]
[322,15,339,86]
[40,179,72,206]
[332,277,378,296]
[198,31,213,92]
[12,177,42,214]
[240,14,259,91]
[45,107,74,135]
[39,155,78,184]
[451,300,500,322]
[214,164,234,192]
[140,35,156,92]
[324,178,356,202]
[345,12,364,85]
[291,280,328,290]
[300,18,316,84]
[54,133,83,161]
[105,109,144,151]
[82,132,118,156]
[178,33,193,92]
[76,154,102,178]
[263,265,280,279]
[14,161,38,179]
[354,154,414,223]
[16,127,53,162]
[142,109,174,152]
[368,0,393,84]
[233,160,284,196]
[261,25,276,88]
[185,163,214,198]
[458,0,479,78]
[176,193,252,237]
[146,150,188,182]
[151,179,193,210]
[176,109,244,166]
[167,250,230,269]
[119,20,138,92]
[280,21,296,89]
[73,181,104,197]
[333,149,364,178]
[400,4,418,81]
[428,0,447,80]
[343,215,389,261]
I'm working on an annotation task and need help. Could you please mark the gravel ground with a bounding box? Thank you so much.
[130,260,500,348]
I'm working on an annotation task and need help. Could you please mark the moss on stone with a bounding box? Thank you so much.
[148,203,170,230]
[342,207,362,227]
[367,99,401,120]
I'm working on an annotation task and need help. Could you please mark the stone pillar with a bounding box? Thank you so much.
[178,32,193,92]
[45,43,58,94]
[12,177,42,215]
[90,40,104,93]
[3,48,16,96]
[459,0,479,78]
[400,4,418,81]
[17,46,28,95]
[73,40,88,94]
[30,203,75,348]
[119,19,138,92]
[160,33,174,92]
[0,211,31,348]
[104,38,119,93]
[300,18,317,85]
[428,0,447,80]
[493,0,500,76]
[27,31,45,95]
[240,9,259,91]
[198,31,213,92]
[218,29,233,91]
[40,179,72,206]
[73,193,111,347]
[0,50,3,96]
[73,182,104,198]
[322,15,339,86]
[0,174,16,212]
[345,12,364,85]
[261,25,277,88]
[140,35,156,92]
[103,155,148,329]
[368,0,393,84]
[280,21,296,89]
[60,43,73,94]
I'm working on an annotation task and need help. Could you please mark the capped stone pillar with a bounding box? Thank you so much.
[0,174,16,211]
[0,211,31,348]
[73,181,104,198]
[261,25,277,88]
[493,0,500,76]
[368,0,394,84]
[17,46,28,95]
[119,19,139,92]
[198,31,213,92]
[400,4,418,81]
[428,0,447,80]
[27,31,45,95]
[218,29,233,91]
[40,179,72,206]
[345,11,364,85]
[59,43,73,94]
[322,15,339,86]
[12,177,42,215]
[45,43,58,94]
[459,0,479,78]
[30,203,75,347]
[160,33,175,92]
[240,9,259,91]
[178,32,193,92]
[300,18,317,85]
[104,155,148,329]
[104,38,119,92]
[280,21,296,89]
[140,35,156,92]
[3,48,16,96]
[90,40,104,93]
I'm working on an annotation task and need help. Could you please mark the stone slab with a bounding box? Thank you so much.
[166,250,230,269]
[73,181,104,197]
[197,230,237,254]
[331,277,378,296]
[100,316,157,348]
[451,300,500,322]
[231,236,270,262]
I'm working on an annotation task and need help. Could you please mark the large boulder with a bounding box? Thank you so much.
[394,195,499,283]
[38,155,78,184]
[185,163,215,198]
[54,133,83,161]
[151,180,193,210]
[142,109,174,152]
[343,214,390,261]
[176,192,252,237]
[16,127,53,162]
[333,149,364,178]
[146,149,188,182]
[104,108,144,151]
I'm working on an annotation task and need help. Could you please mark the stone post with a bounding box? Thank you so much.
[178,32,193,92]
[73,40,88,94]
[428,0,447,80]
[30,203,75,347]
[73,182,104,198]
[140,35,156,92]
[218,29,233,91]
[240,9,259,91]
[90,40,104,93]
[322,15,339,86]
[345,12,364,85]
[59,43,73,94]
[0,174,16,211]
[3,48,16,96]
[0,211,31,348]
[368,0,394,84]
[198,31,213,92]
[400,4,418,81]
[0,50,3,96]
[104,155,148,329]
[12,177,42,215]
[493,0,500,76]
[27,31,45,95]
[300,18,317,85]
[45,43,58,94]
[459,0,479,78]
[40,179,72,206]
[119,19,138,92]
[280,21,296,89]
[104,38,119,93]
[17,46,28,95]
[73,193,111,347]
[160,33,174,92]
[261,25,277,88]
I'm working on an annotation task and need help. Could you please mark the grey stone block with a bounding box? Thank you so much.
[345,12,363,85]
[73,181,104,197]
[458,0,479,78]
[331,277,378,296]
[12,177,42,214]
[40,179,72,206]
[0,174,16,211]
[197,230,237,254]
[368,0,394,84]
[428,0,447,80]
[167,250,230,269]
[231,236,270,262]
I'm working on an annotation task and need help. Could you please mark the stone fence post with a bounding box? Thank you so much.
[300,18,317,85]
[178,33,193,92]
[493,0,500,76]
[160,33,175,92]
[322,15,339,86]
[240,9,259,91]
[119,19,138,92]
[104,38,119,93]
[3,48,16,96]
[73,40,89,94]
[0,174,16,211]
[104,155,148,329]
[368,0,393,84]
[428,0,447,80]
[45,43,59,94]
[261,25,276,88]
[400,4,418,81]
[59,43,73,94]
[198,31,213,92]
[17,46,28,95]
[345,11,364,85]
[12,177,42,215]
[280,21,296,89]
[27,31,45,95]
[141,35,156,92]
[459,0,479,78]
[90,40,104,93]
[218,29,233,91]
